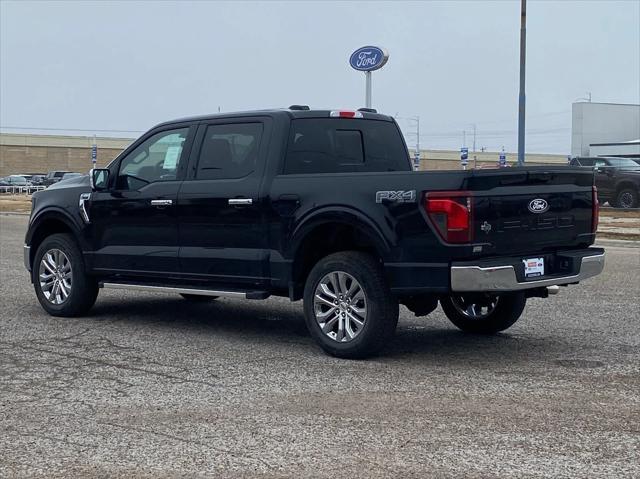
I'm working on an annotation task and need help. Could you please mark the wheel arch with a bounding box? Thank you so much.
[26,209,84,273]
[288,208,392,300]
[615,180,640,194]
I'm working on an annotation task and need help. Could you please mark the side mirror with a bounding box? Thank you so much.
[90,168,110,191]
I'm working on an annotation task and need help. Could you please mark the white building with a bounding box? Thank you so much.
[571,102,640,157]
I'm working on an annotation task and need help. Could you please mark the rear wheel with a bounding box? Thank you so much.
[33,233,98,317]
[180,294,217,302]
[303,251,398,359]
[440,292,526,334]
[614,188,639,209]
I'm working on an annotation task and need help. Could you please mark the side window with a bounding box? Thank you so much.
[117,128,189,190]
[576,158,594,167]
[196,123,263,180]
[594,159,606,169]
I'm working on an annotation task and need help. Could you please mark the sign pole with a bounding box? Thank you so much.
[349,46,388,109]
[517,0,527,166]
[365,71,372,108]
[91,134,97,167]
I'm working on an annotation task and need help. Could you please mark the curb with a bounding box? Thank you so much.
[595,238,640,249]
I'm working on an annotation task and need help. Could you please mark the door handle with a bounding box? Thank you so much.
[150,199,173,206]
[228,198,253,206]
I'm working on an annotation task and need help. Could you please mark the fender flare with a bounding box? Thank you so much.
[288,206,393,261]
[26,207,87,265]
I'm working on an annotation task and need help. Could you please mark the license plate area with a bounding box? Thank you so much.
[523,257,545,278]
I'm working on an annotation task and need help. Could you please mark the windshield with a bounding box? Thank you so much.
[605,158,639,168]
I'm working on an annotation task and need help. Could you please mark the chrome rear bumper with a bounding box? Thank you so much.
[451,252,605,292]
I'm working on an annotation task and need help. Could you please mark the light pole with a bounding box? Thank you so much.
[517,0,527,166]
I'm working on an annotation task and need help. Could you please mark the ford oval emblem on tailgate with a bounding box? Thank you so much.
[528,198,549,213]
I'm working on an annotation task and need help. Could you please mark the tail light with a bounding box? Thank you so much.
[424,191,473,244]
[592,185,599,234]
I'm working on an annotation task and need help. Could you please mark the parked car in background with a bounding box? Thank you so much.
[569,157,640,208]
[60,172,83,181]
[0,175,29,187]
[30,175,46,186]
[42,171,72,187]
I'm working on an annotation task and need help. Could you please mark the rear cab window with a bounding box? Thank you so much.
[283,118,410,174]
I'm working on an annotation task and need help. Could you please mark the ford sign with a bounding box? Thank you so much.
[528,198,549,214]
[349,46,389,72]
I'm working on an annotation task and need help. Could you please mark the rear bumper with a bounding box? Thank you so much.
[451,248,605,292]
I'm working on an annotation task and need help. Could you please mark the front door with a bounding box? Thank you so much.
[178,119,271,285]
[87,125,194,277]
[594,158,615,200]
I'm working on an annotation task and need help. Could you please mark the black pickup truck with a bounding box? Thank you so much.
[25,107,605,358]
[569,157,640,208]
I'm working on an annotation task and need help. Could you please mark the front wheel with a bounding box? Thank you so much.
[614,188,639,209]
[303,251,399,359]
[33,233,98,317]
[440,292,526,334]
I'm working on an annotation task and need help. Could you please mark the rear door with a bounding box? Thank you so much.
[177,118,271,284]
[87,125,195,275]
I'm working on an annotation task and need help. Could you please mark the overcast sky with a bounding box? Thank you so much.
[1,0,639,154]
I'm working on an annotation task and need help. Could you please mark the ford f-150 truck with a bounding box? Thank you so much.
[569,157,640,208]
[24,107,604,358]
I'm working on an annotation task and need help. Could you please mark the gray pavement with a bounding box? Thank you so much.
[1,213,639,478]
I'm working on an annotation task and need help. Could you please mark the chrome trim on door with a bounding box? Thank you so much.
[150,199,173,206]
[228,198,253,205]
[450,253,605,292]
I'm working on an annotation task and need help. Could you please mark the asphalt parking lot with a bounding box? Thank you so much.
[1,213,639,478]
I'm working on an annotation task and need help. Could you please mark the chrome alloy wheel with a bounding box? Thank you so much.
[39,249,72,305]
[313,271,367,342]
[450,294,500,320]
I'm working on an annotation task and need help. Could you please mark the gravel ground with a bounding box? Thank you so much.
[1,214,639,478]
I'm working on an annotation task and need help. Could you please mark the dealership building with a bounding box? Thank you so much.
[0,131,569,177]
[571,101,640,158]
[2,101,639,177]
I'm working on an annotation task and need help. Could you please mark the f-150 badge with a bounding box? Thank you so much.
[375,190,416,203]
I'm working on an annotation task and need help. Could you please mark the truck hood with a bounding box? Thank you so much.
[47,175,90,190]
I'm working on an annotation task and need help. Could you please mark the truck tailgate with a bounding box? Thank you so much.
[467,168,596,255]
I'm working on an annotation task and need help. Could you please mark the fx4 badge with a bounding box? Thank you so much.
[375,190,416,204]
[480,221,492,234]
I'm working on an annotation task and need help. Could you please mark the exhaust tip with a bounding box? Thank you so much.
[547,285,560,295]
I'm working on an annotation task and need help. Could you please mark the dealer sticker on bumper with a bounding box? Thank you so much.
[523,257,544,278]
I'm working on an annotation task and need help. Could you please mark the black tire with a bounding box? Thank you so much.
[32,233,98,317]
[180,294,218,302]
[303,251,399,359]
[440,292,526,334]
[614,188,639,209]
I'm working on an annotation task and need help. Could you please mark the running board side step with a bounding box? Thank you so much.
[100,282,270,300]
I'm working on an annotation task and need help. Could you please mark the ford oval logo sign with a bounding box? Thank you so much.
[349,46,389,72]
[528,198,549,213]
